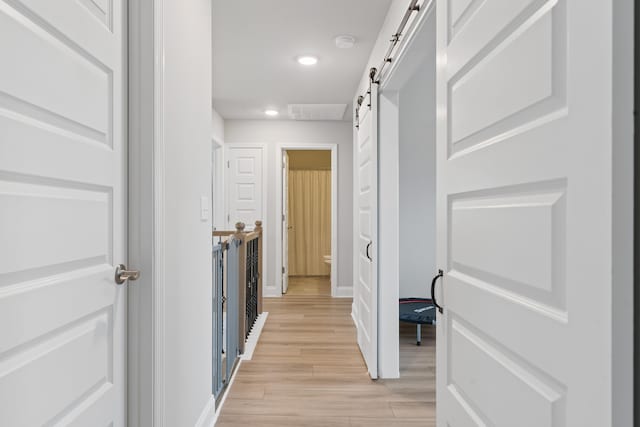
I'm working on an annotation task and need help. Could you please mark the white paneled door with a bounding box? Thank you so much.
[355,84,378,379]
[436,0,617,425]
[0,0,127,426]
[282,150,290,294]
[226,146,263,229]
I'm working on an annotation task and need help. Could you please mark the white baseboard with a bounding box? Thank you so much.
[263,285,281,298]
[241,312,268,360]
[211,359,242,426]
[195,395,216,427]
[351,299,359,325]
[334,286,353,298]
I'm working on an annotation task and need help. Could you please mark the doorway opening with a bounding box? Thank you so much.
[377,4,437,388]
[278,147,338,297]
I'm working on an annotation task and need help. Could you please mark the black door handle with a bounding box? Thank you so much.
[366,241,372,261]
[431,269,444,314]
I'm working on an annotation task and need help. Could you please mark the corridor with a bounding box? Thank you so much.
[216,278,435,426]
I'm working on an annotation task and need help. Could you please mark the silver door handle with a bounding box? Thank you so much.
[115,264,140,285]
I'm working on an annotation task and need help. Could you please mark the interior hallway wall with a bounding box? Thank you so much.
[225,120,353,296]
[162,0,214,424]
[398,49,436,298]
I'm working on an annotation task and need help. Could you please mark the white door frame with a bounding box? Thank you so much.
[374,0,435,380]
[127,0,162,425]
[212,137,225,231]
[275,144,339,297]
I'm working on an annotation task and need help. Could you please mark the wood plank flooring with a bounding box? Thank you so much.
[216,277,435,426]
[286,276,331,296]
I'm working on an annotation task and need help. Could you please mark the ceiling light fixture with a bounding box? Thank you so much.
[335,35,356,49]
[297,55,318,66]
[264,109,279,117]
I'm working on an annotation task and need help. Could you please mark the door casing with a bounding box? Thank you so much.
[274,144,339,297]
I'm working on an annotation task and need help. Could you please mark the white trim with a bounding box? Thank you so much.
[263,287,281,298]
[224,142,268,299]
[194,396,216,427]
[240,312,269,360]
[153,0,166,423]
[274,144,339,297]
[373,0,436,381]
[376,90,401,380]
[127,0,164,425]
[210,359,243,426]
[334,286,353,298]
[611,0,634,424]
[212,137,225,231]
[351,106,359,324]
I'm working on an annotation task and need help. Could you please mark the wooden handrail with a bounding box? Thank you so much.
[213,230,235,237]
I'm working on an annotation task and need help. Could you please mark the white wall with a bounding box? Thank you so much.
[225,120,353,296]
[162,0,214,425]
[398,55,436,298]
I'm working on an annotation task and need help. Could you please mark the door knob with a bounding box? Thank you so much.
[115,264,140,285]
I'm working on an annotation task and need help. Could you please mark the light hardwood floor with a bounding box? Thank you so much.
[286,276,331,296]
[216,277,436,427]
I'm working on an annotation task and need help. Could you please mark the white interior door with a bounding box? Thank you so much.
[355,84,378,379]
[436,0,618,425]
[282,150,290,294]
[0,0,127,425]
[226,146,263,230]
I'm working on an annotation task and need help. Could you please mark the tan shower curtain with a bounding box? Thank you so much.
[288,170,331,276]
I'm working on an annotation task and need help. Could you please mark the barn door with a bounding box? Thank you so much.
[0,0,128,425]
[436,0,618,425]
[355,80,378,379]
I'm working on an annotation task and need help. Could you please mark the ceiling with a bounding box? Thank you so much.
[212,0,392,121]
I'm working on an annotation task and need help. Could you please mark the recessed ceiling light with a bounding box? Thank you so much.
[264,109,279,117]
[297,55,318,66]
[335,35,356,49]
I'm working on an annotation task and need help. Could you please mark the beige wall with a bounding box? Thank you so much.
[288,150,331,170]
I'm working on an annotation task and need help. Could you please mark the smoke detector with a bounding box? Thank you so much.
[335,35,356,49]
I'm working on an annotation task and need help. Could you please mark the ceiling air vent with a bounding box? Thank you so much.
[287,104,347,121]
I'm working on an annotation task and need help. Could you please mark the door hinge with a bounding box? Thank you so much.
[227,160,230,168]
[282,214,285,222]
[282,266,285,274]
[227,214,230,223]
